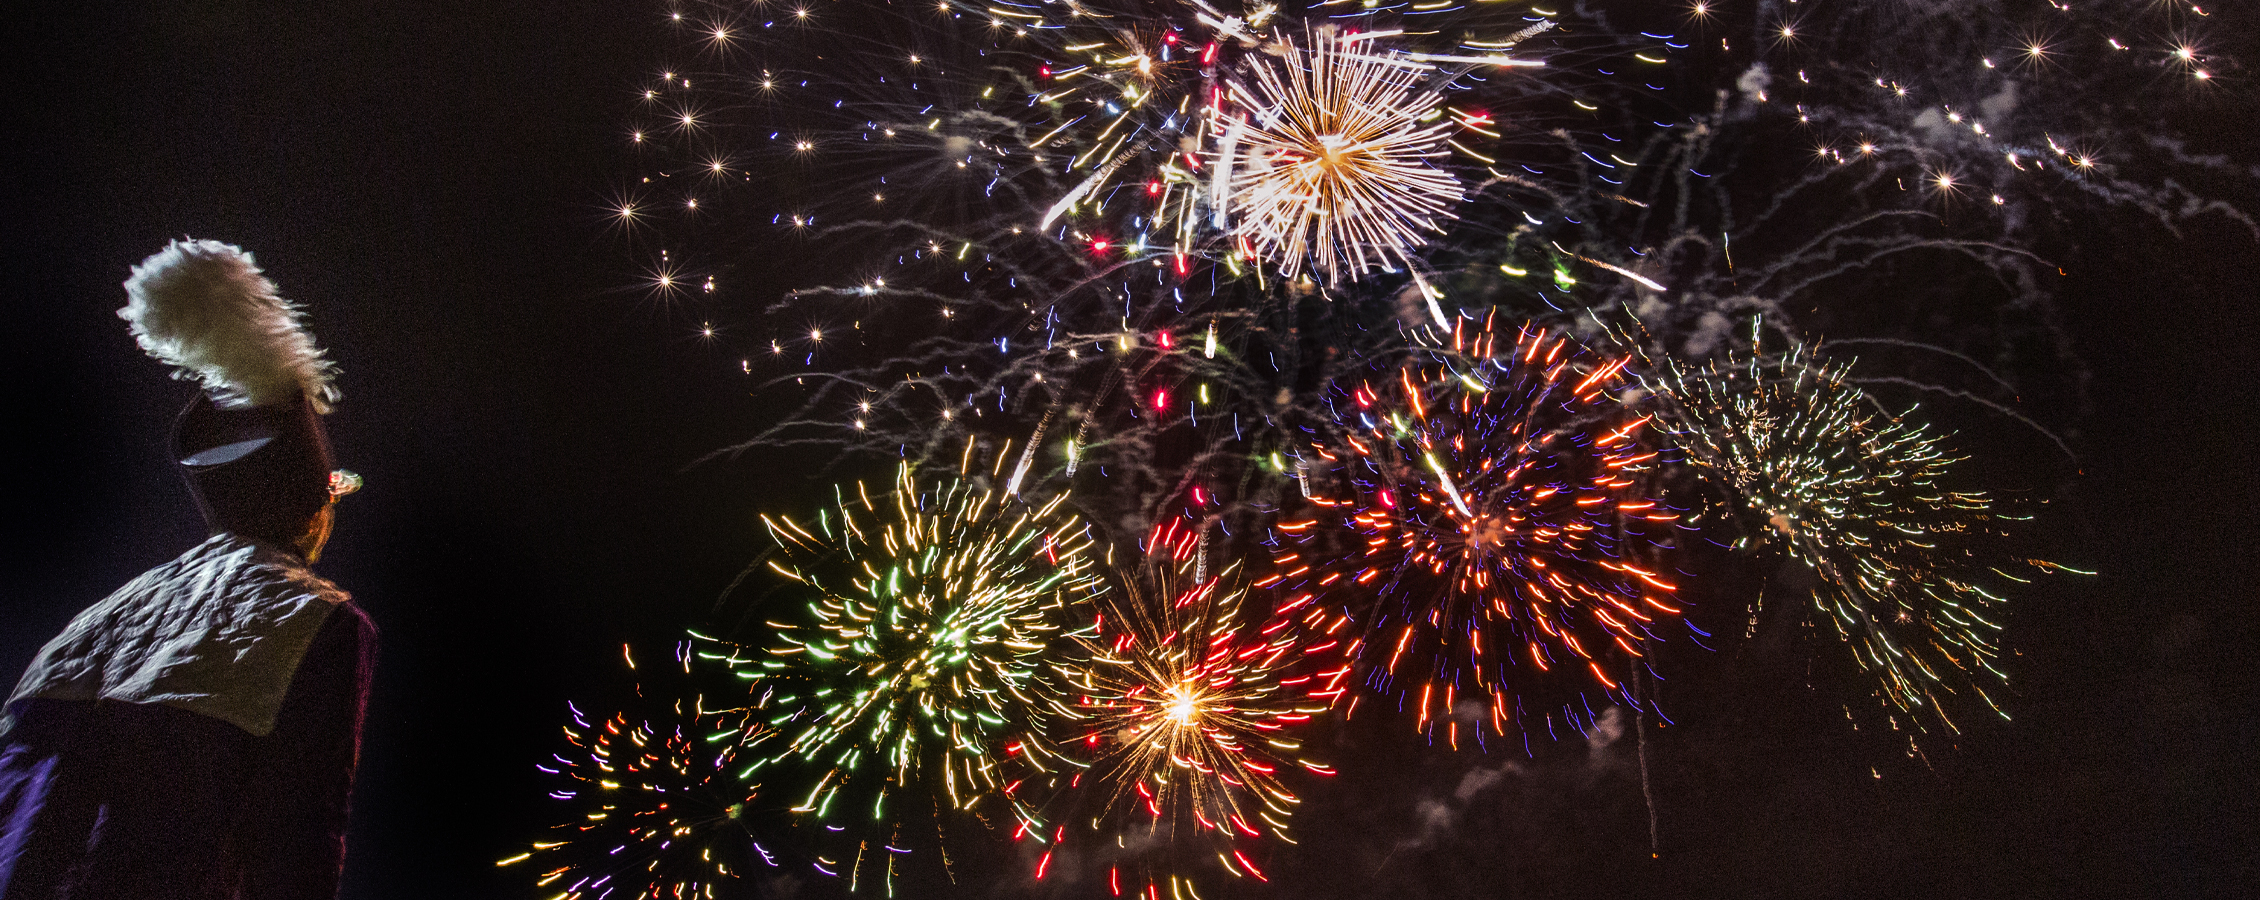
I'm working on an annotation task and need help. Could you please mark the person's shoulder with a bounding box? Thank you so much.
[326,596,375,638]
[217,534,351,606]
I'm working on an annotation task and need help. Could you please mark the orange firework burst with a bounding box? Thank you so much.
[1269,315,1682,744]
[1027,519,1345,897]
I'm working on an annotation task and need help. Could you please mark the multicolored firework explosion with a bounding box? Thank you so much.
[516,0,2252,893]
[500,643,778,899]
[1026,520,1345,896]
[1271,316,1682,746]
[715,460,1104,890]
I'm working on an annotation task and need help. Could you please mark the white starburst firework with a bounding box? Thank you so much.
[1215,29,1464,284]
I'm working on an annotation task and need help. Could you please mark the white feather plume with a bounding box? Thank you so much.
[119,239,338,412]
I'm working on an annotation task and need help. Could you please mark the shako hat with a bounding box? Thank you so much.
[120,239,355,548]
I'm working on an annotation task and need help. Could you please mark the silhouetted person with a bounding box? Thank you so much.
[0,241,373,899]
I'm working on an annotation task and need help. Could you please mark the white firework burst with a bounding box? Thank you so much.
[1214,29,1464,284]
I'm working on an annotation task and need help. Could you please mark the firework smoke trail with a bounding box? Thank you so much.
[1023,519,1347,896]
[1268,314,1684,747]
[1449,0,2254,385]
[716,460,1105,891]
[499,643,781,899]
[1645,345,2067,743]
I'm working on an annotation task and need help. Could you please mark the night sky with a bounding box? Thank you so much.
[3,2,2254,898]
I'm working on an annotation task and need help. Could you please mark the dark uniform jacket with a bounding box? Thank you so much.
[0,534,374,899]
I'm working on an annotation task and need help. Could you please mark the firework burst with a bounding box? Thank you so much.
[1650,347,2047,738]
[1025,518,1343,896]
[1215,28,1465,284]
[1274,315,1683,745]
[727,460,1104,889]
[500,643,779,900]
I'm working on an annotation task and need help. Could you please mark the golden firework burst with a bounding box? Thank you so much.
[1215,29,1463,284]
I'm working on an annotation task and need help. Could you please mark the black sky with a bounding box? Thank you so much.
[2,2,2254,898]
